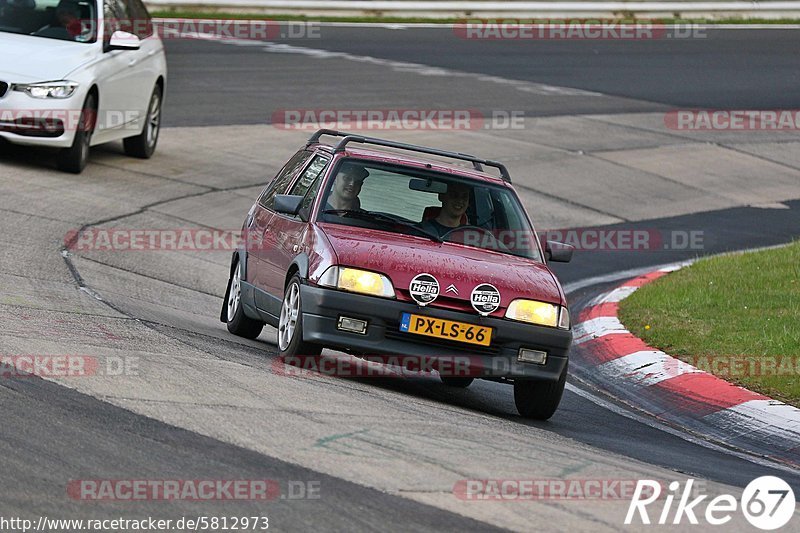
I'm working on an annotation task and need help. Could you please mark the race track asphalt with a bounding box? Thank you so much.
[1,26,799,531]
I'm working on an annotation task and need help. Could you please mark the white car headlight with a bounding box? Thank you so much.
[15,81,79,99]
[506,299,569,329]
[318,266,395,298]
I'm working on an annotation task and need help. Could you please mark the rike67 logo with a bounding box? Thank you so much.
[626,477,796,530]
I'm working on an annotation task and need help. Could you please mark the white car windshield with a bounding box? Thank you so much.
[0,0,97,42]
[318,160,543,262]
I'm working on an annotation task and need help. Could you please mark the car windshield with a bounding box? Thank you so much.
[0,0,97,43]
[318,160,543,262]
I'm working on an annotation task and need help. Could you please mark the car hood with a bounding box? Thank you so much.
[320,223,565,308]
[0,32,96,82]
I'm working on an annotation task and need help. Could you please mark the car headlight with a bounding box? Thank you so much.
[506,299,568,329]
[14,81,79,99]
[318,266,395,298]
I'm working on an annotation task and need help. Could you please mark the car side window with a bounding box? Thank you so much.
[292,155,330,218]
[300,169,326,214]
[123,0,152,38]
[290,155,329,198]
[259,150,312,211]
[102,0,129,46]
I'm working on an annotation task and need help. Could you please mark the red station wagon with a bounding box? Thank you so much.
[221,130,574,419]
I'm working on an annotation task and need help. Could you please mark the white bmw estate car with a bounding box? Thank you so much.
[0,0,167,172]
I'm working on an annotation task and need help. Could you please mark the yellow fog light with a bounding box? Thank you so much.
[506,299,559,328]
[319,266,395,298]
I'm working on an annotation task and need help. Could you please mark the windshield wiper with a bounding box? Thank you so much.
[321,209,442,243]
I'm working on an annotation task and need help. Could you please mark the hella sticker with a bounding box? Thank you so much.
[471,284,501,316]
[409,273,440,306]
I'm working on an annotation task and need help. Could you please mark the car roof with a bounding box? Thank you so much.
[311,144,510,186]
[304,129,512,185]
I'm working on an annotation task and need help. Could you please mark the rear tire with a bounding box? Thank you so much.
[440,377,474,388]
[225,262,264,339]
[123,84,162,158]
[278,275,323,357]
[513,366,567,420]
[57,93,95,173]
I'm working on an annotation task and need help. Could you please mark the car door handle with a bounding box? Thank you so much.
[128,59,137,67]
[148,50,155,56]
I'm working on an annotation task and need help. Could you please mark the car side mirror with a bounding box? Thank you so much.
[545,240,574,263]
[274,194,304,216]
[108,30,140,51]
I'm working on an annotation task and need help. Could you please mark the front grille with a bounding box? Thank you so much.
[0,82,8,98]
[397,290,476,314]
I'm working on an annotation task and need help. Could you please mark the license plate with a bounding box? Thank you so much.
[399,313,492,346]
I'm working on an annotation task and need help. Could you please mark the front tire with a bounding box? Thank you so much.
[278,275,322,357]
[513,367,567,420]
[57,93,95,173]
[124,84,162,159]
[225,262,263,339]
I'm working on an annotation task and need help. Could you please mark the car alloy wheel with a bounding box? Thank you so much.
[224,260,263,339]
[227,263,242,322]
[278,282,300,351]
[277,276,323,357]
[123,84,162,158]
[145,89,161,151]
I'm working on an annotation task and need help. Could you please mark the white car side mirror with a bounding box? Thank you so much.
[108,30,141,51]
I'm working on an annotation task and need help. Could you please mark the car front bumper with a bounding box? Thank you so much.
[300,282,571,382]
[0,89,81,148]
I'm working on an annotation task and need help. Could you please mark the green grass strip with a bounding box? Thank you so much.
[619,241,800,406]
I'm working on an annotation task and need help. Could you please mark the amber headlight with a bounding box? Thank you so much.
[318,266,395,298]
[506,299,569,329]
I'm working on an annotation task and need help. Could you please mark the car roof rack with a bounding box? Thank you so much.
[306,129,512,183]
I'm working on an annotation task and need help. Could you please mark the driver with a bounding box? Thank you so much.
[35,0,83,40]
[420,182,471,238]
[325,163,369,211]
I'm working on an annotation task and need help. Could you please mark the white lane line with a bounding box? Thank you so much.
[183,32,603,97]
[562,260,694,295]
[572,315,626,344]
[565,381,800,476]
[600,284,638,303]
[703,400,800,444]
[709,399,800,432]
[595,349,705,388]
[564,244,792,297]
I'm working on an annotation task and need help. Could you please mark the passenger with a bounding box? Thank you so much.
[420,182,471,238]
[325,163,369,211]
